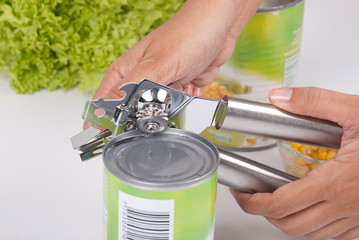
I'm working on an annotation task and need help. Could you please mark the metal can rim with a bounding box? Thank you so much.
[103,129,220,191]
[257,0,304,13]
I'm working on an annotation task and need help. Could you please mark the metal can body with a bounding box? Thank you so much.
[228,0,305,88]
[203,0,305,150]
[103,129,219,240]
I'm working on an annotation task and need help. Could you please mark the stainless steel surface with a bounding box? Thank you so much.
[82,83,138,132]
[70,127,112,161]
[137,88,171,113]
[82,79,193,133]
[136,116,168,134]
[217,148,298,193]
[216,97,343,149]
[75,79,221,161]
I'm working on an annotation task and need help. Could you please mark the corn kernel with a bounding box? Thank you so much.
[318,147,328,153]
[300,145,312,155]
[291,142,302,149]
[246,138,257,144]
[292,147,300,152]
[310,146,319,151]
[293,157,308,167]
[318,152,327,160]
[286,142,340,178]
[290,142,338,162]
[202,82,235,99]
[310,152,319,160]
[326,151,337,159]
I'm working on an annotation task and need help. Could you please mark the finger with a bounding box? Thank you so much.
[93,45,144,99]
[103,54,182,99]
[306,216,359,240]
[269,87,359,127]
[265,201,341,237]
[167,81,184,92]
[182,84,202,96]
[193,86,201,97]
[190,65,220,89]
[334,224,359,240]
[183,84,194,95]
[230,167,332,218]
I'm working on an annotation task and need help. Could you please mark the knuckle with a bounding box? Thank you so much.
[280,225,303,237]
[265,194,291,218]
[240,204,252,214]
[266,205,289,219]
[326,185,340,200]
[237,200,256,215]
[325,178,345,200]
[302,87,325,112]
[342,121,359,141]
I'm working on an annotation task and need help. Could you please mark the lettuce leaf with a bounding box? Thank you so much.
[0,0,184,94]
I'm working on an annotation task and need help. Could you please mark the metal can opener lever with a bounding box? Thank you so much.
[71,79,343,193]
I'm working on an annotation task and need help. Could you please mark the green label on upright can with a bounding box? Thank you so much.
[104,169,217,240]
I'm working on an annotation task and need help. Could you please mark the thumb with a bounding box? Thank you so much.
[269,87,358,127]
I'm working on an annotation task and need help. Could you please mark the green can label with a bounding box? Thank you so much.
[104,168,217,240]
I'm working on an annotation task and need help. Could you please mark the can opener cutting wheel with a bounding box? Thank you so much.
[71,79,343,193]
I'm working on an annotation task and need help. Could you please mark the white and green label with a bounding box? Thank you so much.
[118,192,174,239]
[104,168,217,240]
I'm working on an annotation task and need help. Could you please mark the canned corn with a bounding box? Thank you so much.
[103,129,219,240]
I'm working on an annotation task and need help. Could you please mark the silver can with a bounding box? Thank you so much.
[102,129,219,240]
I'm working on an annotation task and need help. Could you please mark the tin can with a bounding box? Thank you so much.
[103,129,219,240]
[202,0,305,150]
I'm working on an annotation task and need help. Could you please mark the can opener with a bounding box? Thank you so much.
[71,79,343,193]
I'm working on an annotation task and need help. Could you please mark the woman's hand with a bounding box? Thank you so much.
[231,87,359,240]
[93,0,262,99]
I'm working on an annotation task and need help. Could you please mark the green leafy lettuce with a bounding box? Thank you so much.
[0,0,184,94]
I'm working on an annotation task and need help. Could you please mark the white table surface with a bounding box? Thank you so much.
[1,0,358,239]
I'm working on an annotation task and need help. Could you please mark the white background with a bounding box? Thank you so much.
[1,0,358,239]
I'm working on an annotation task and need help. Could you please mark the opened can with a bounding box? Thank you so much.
[103,129,219,240]
[202,0,305,150]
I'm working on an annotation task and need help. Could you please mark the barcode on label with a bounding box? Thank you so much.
[118,191,174,240]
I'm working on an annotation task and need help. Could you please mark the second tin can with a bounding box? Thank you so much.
[103,129,219,240]
[202,0,305,150]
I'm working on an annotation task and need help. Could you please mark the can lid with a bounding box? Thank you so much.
[258,0,303,12]
[103,129,219,191]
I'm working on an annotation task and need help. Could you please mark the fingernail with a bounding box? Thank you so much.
[269,88,293,102]
[183,84,193,96]
[192,87,201,97]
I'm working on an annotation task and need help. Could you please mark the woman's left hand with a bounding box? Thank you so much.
[231,87,359,240]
